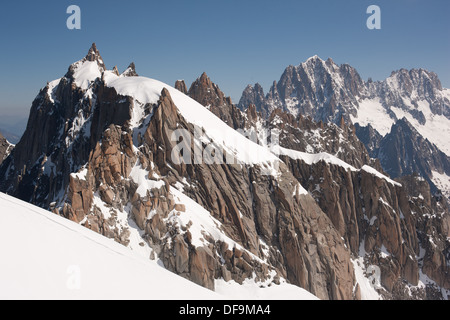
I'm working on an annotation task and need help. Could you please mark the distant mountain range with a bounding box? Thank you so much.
[238,55,450,202]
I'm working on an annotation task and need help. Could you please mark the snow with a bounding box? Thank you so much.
[391,102,450,156]
[103,73,281,172]
[351,98,395,136]
[169,188,262,264]
[130,161,166,197]
[361,165,402,187]
[273,145,357,172]
[292,182,308,196]
[0,193,218,300]
[380,245,390,258]
[215,278,318,300]
[72,61,103,90]
[273,145,401,188]
[351,257,382,300]
[431,170,450,201]
[47,78,61,103]
[70,167,88,180]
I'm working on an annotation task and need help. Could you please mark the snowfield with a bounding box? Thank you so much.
[350,98,395,136]
[0,193,218,300]
[0,193,318,300]
[391,102,450,156]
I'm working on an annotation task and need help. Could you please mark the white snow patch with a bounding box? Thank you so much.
[391,102,450,156]
[130,162,165,198]
[215,278,318,300]
[431,170,450,201]
[72,61,102,90]
[361,165,402,187]
[47,78,61,103]
[273,145,357,172]
[351,257,382,300]
[351,98,394,136]
[70,168,88,181]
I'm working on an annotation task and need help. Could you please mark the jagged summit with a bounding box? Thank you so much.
[84,42,106,69]
[63,43,107,90]
[122,62,138,77]
[174,79,187,94]
[305,54,321,62]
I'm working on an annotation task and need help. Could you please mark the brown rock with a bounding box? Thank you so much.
[190,247,216,290]
[175,80,188,94]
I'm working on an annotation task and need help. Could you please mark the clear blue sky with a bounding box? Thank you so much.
[0,0,449,123]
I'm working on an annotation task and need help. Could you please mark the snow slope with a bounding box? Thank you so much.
[431,170,450,201]
[273,145,357,172]
[351,98,394,136]
[273,145,401,187]
[391,102,450,156]
[0,193,218,300]
[0,193,318,300]
[103,73,281,170]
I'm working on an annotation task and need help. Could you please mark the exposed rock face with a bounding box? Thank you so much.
[239,83,266,115]
[175,80,188,94]
[238,56,365,121]
[279,152,449,299]
[354,123,383,159]
[187,72,249,130]
[122,63,138,77]
[140,88,356,299]
[268,111,376,169]
[374,119,450,195]
[1,45,449,300]
[192,74,449,299]
[0,132,13,165]
[396,175,450,290]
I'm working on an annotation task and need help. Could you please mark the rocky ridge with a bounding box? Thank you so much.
[188,72,450,299]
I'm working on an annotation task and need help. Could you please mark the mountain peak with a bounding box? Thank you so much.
[175,80,188,94]
[305,55,323,63]
[199,72,210,82]
[85,43,104,65]
[65,43,106,90]
[121,62,138,77]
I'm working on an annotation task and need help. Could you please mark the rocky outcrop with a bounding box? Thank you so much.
[397,175,450,289]
[280,152,449,298]
[0,132,13,165]
[138,88,357,298]
[369,118,450,197]
[122,62,138,77]
[239,83,266,116]
[187,73,250,130]
[268,110,376,169]
[175,80,188,94]
[354,123,383,159]
[191,72,449,299]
